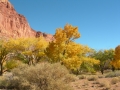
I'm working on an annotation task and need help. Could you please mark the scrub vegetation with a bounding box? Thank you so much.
[0,24,120,90]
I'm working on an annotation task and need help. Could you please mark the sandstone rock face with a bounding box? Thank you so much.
[0,0,54,41]
[0,0,8,3]
[36,31,54,41]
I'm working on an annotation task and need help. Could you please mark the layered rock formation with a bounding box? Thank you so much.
[0,0,54,41]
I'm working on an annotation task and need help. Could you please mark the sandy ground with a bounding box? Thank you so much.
[70,72,120,90]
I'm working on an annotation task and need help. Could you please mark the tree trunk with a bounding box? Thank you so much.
[0,63,3,76]
[112,65,115,72]
[100,68,104,74]
[100,65,104,74]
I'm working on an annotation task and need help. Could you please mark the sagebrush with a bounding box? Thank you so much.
[0,62,76,90]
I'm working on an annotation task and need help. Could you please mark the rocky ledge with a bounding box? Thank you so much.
[0,0,54,41]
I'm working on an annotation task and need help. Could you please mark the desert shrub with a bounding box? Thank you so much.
[0,74,15,89]
[99,81,110,88]
[87,76,98,81]
[83,81,89,86]
[105,71,120,78]
[78,75,86,79]
[1,62,75,90]
[0,76,8,87]
[111,77,119,84]
[98,75,105,78]
[93,80,100,84]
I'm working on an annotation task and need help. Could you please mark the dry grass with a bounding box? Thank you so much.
[0,62,76,90]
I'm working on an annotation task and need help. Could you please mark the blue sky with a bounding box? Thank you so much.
[9,0,120,50]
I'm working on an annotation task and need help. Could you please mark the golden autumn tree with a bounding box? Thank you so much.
[7,37,48,65]
[0,37,48,75]
[45,24,99,72]
[63,42,83,71]
[111,45,120,69]
[0,39,13,75]
[6,38,36,65]
[33,37,49,63]
[45,24,81,70]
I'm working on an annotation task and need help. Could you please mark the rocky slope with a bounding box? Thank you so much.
[0,0,54,41]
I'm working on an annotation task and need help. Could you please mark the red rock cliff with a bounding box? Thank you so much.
[0,0,54,41]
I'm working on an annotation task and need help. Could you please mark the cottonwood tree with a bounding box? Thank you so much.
[8,37,48,65]
[0,40,12,75]
[45,24,99,73]
[45,24,81,70]
[111,45,120,69]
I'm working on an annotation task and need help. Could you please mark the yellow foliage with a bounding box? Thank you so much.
[37,52,46,57]
[111,60,120,69]
[64,24,80,39]
[81,57,100,65]
[111,45,120,69]
[22,51,33,56]
[54,24,80,43]
[114,45,120,60]
[46,24,99,71]
[35,37,48,50]
[0,39,14,75]
[54,28,67,43]
[5,37,48,64]
[63,56,82,70]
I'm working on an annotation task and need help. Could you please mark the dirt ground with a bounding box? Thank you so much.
[70,71,120,90]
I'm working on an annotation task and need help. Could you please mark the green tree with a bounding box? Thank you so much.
[77,48,100,73]
[89,49,114,74]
